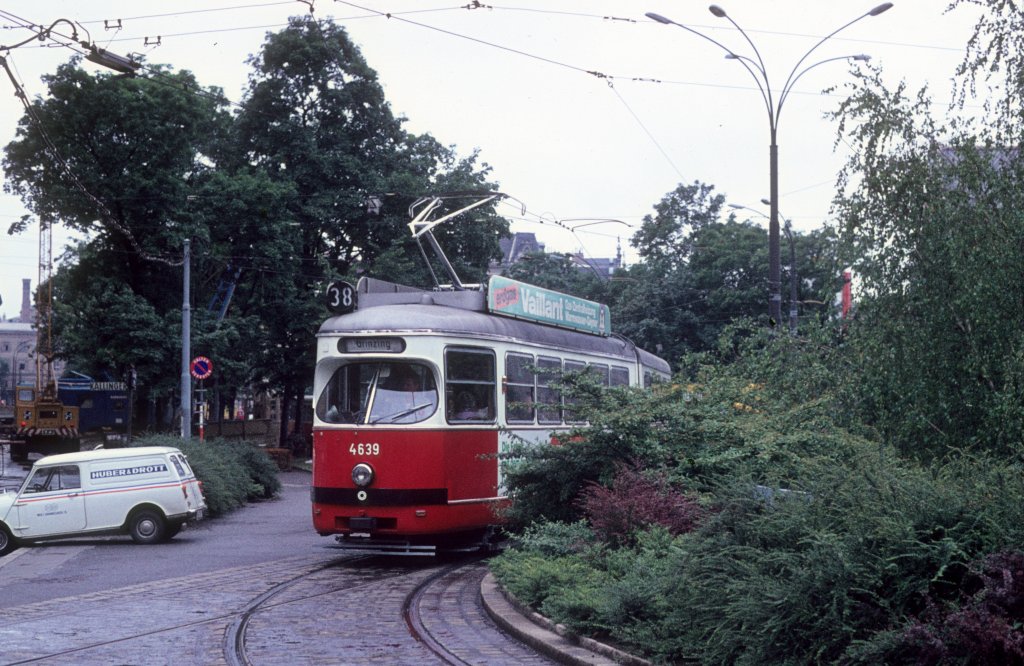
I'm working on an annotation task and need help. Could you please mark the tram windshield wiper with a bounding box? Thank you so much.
[371,403,433,424]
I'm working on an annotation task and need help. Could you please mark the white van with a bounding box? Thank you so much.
[0,446,207,555]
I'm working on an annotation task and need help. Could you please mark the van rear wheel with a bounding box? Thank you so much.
[129,509,167,544]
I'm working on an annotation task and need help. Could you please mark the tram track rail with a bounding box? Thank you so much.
[1,554,387,665]
[402,560,483,666]
[0,555,346,665]
[224,554,377,666]
[2,552,551,665]
[225,555,487,666]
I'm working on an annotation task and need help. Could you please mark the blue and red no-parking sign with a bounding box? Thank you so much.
[190,356,213,380]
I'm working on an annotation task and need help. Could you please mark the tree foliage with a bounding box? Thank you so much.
[831,64,1024,459]
[2,17,504,428]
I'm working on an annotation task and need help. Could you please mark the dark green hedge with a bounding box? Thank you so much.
[132,434,282,516]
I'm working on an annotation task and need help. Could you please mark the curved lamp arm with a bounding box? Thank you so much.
[778,3,892,109]
[710,5,774,123]
[646,12,773,126]
[776,54,871,123]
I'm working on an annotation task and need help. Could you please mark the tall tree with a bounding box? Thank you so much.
[3,61,237,424]
[952,0,1024,146]
[609,181,776,366]
[231,16,505,440]
[831,61,1024,459]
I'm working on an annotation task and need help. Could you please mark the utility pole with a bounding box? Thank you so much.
[784,219,798,334]
[180,239,191,439]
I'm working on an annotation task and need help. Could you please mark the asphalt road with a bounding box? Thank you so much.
[0,448,582,665]
[0,456,328,607]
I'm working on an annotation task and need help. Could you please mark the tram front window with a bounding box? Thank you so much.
[317,362,438,425]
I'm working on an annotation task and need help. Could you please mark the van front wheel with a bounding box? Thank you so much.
[0,524,17,555]
[129,509,167,544]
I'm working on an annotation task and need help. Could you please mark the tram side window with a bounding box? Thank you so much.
[643,369,667,388]
[506,353,536,424]
[589,363,610,387]
[445,349,496,423]
[563,360,587,424]
[536,357,562,425]
[610,366,630,387]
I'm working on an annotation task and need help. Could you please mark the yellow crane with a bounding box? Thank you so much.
[10,216,79,463]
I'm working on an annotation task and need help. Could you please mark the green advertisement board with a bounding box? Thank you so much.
[487,275,611,337]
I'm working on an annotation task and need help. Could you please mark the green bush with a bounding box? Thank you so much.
[131,434,282,516]
[493,362,1024,663]
[490,553,602,609]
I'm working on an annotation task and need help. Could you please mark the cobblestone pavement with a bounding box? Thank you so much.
[0,552,558,665]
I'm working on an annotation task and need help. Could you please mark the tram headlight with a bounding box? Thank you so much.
[351,462,374,488]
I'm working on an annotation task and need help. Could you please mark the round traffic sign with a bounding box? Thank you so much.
[190,356,213,380]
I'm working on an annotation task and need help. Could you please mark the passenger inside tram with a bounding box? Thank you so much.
[451,391,487,420]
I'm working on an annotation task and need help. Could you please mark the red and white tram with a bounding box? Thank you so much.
[310,193,669,554]
[310,275,669,554]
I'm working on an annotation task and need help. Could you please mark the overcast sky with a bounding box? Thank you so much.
[0,0,985,319]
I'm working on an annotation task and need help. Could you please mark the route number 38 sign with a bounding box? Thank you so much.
[326,281,357,314]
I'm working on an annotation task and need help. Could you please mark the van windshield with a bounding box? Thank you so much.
[317,362,437,425]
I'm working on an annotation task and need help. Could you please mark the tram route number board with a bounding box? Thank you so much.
[326,280,357,314]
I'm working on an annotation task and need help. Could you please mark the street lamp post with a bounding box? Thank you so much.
[646,3,891,327]
[728,202,798,334]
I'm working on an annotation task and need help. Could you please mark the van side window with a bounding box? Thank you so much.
[24,465,80,493]
[445,348,496,423]
[59,465,81,490]
[505,353,536,424]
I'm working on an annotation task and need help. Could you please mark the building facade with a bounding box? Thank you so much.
[1,279,39,403]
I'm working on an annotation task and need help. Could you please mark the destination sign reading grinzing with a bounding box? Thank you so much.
[486,275,611,337]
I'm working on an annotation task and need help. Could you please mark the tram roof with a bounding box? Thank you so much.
[318,296,669,373]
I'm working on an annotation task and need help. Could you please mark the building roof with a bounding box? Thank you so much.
[498,232,544,266]
[0,322,34,334]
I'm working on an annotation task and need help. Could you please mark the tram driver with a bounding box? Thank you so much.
[368,364,438,424]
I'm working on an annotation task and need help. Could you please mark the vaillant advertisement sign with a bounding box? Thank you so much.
[486,275,611,337]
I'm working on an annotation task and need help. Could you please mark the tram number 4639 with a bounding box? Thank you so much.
[350,443,380,456]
